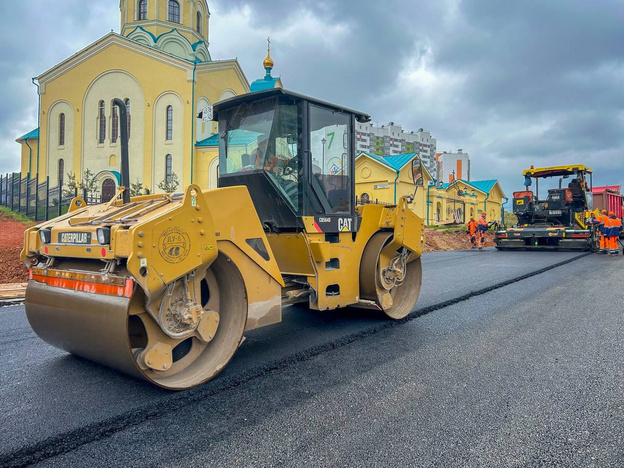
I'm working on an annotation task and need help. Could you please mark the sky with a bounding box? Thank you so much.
[1,0,623,197]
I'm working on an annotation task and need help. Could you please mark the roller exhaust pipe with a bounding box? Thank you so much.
[113,98,130,204]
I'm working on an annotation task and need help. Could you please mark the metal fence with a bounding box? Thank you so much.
[0,173,99,222]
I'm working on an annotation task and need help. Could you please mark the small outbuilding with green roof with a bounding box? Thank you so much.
[355,151,505,225]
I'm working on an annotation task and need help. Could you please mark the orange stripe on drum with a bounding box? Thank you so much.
[30,273,134,298]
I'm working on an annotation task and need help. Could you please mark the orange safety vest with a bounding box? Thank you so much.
[608,216,621,236]
[467,219,477,235]
[596,214,609,234]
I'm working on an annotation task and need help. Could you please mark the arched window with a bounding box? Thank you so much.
[111,102,119,143]
[196,11,202,34]
[166,105,173,140]
[138,0,147,20]
[59,113,65,146]
[124,98,131,139]
[58,159,65,185]
[98,100,106,144]
[168,0,180,23]
[165,154,173,183]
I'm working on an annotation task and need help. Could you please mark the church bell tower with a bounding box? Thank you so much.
[119,0,211,62]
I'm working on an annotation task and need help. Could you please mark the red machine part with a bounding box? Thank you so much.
[513,191,534,201]
[592,186,624,219]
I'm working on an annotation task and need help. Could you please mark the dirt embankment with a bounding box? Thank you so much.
[0,213,33,283]
[423,228,496,253]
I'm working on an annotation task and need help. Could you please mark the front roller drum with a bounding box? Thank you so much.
[359,232,422,319]
[25,254,247,390]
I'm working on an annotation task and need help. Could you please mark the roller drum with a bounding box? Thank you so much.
[25,280,142,379]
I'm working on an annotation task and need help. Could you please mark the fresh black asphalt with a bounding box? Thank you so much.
[3,249,620,467]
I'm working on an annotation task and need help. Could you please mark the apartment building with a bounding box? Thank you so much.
[355,122,437,173]
[436,149,471,184]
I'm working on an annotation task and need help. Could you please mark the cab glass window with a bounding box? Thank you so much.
[309,104,351,213]
[219,97,302,212]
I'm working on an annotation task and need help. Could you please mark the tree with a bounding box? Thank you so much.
[157,171,180,193]
[62,169,99,199]
[79,168,98,196]
[63,171,78,199]
[130,179,144,197]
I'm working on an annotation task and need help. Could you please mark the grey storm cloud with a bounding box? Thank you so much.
[1,0,623,196]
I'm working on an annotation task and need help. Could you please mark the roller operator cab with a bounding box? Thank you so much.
[495,164,596,250]
[21,89,425,390]
[216,89,359,233]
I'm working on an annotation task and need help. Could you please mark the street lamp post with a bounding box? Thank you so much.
[321,137,327,173]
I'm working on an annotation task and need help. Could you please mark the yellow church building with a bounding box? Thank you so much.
[13,0,503,228]
[355,151,506,225]
[17,0,262,201]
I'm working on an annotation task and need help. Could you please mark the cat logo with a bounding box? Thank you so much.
[516,200,524,205]
[338,218,352,232]
[158,227,191,264]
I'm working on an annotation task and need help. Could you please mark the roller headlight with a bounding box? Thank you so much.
[96,227,111,245]
[39,229,51,244]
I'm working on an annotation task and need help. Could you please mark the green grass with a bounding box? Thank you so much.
[0,206,33,223]
[503,212,518,227]
[0,203,70,223]
[426,224,467,232]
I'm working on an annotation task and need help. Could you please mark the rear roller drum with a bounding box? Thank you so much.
[359,232,422,319]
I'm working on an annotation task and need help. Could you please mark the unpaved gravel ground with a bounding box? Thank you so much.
[423,227,495,252]
[0,213,32,283]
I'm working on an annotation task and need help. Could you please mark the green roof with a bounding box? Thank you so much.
[357,151,419,171]
[467,179,498,194]
[439,179,501,196]
[196,133,219,147]
[383,153,418,171]
[196,130,262,148]
[17,128,39,141]
[250,76,280,92]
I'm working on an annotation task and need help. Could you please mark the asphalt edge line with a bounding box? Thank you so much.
[0,252,591,468]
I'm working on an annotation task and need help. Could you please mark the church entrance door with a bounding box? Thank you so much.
[102,178,116,202]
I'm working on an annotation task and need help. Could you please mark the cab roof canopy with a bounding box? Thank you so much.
[523,164,593,178]
[212,88,371,123]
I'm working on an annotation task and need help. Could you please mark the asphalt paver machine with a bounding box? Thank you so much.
[495,164,596,250]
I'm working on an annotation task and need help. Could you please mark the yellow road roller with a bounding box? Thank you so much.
[21,89,425,390]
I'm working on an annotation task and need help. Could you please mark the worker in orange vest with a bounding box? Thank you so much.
[608,211,622,255]
[477,212,488,250]
[592,209,609,253]
[466,215,478,249]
